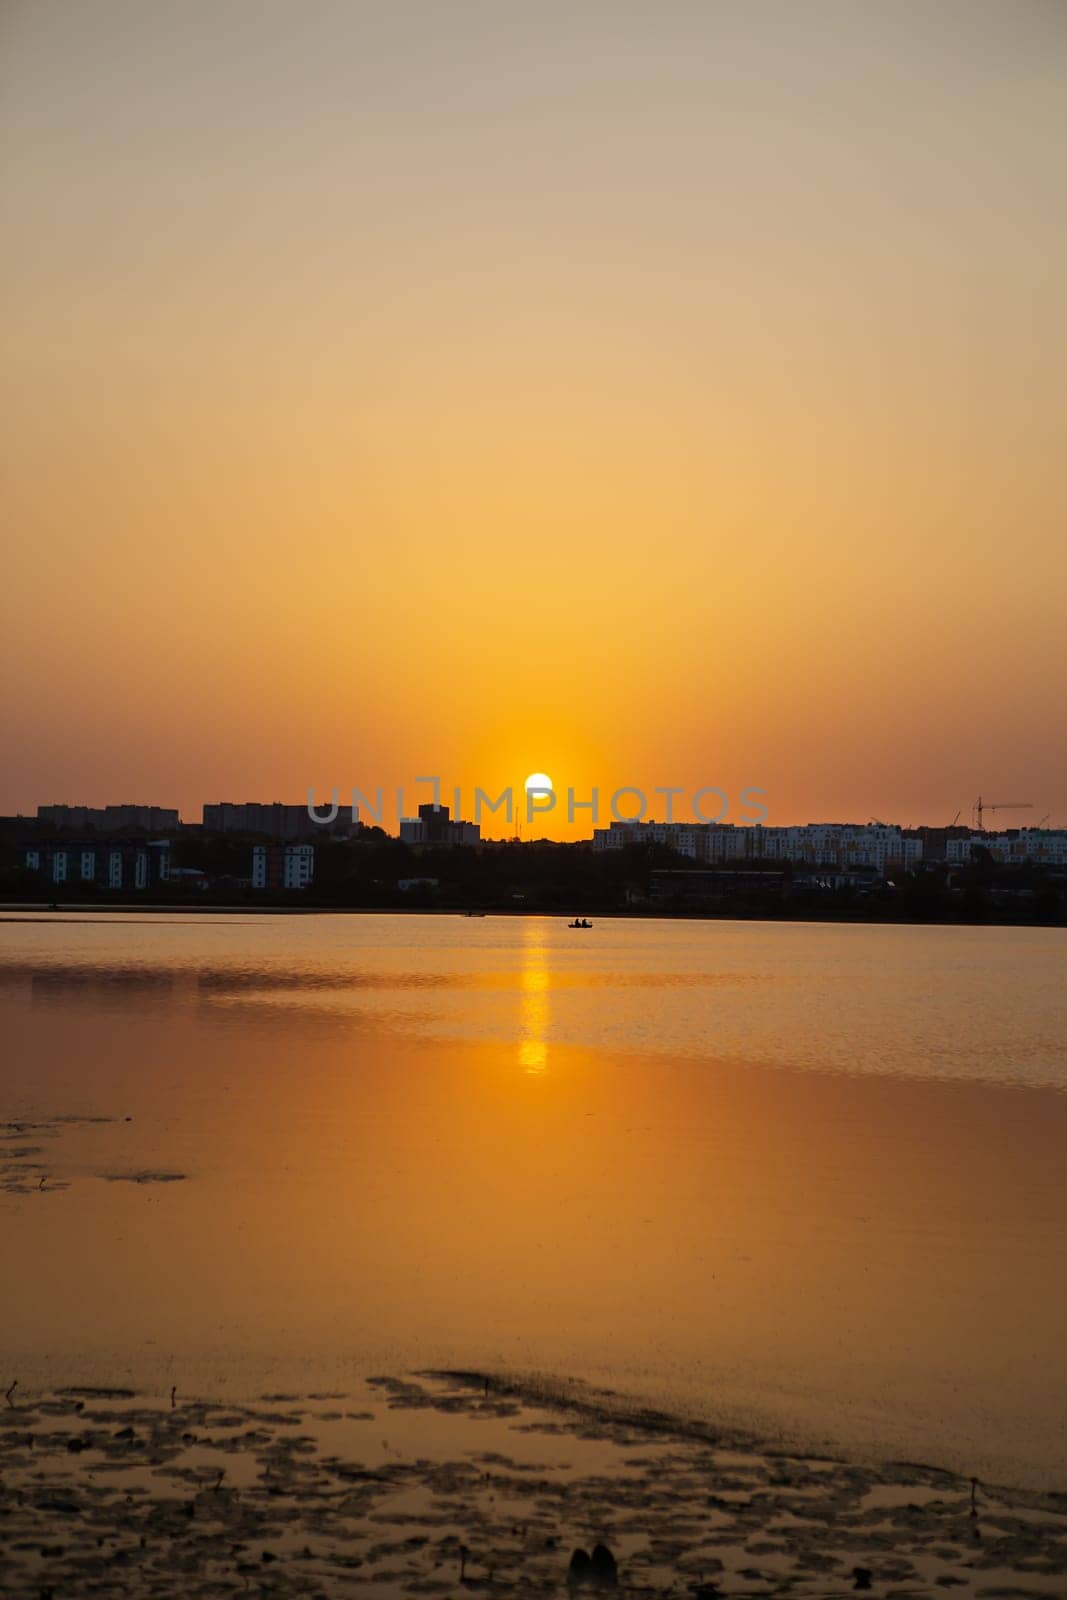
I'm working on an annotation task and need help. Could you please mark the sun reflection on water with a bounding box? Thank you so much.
[518,925,550,1074]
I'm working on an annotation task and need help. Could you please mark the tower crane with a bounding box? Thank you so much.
[972,797,1033,830]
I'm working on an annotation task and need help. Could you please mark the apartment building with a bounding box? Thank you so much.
[251,842,315,889]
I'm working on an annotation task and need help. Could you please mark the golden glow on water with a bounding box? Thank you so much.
[1,914,1066,1490]
[518,1038,548,1075]
[518,922,550,1076]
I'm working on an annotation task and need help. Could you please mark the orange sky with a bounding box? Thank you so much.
[2,1,1065,837]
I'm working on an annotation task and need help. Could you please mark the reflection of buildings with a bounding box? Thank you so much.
[36,803,179,831]
[251,842,315,890]
[27,966,183,1006]
[400,803,480,847]
[25,840,171,889]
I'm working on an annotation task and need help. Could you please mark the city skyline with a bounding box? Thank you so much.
[20,794,1067,844]
[18,809,1067,904]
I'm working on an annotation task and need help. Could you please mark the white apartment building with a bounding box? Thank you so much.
[251,842,315,889]
[1016,829,1067,864]
[900,835,924,871]
[24,841,170,888]
[947,830,1067,866]
[593,820,911,871]
[591,821,746,861]
[702,826,748,862]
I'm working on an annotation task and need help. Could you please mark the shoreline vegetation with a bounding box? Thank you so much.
[2,1370,1064,1598]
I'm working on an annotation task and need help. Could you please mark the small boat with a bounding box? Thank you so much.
[568,918,593,929]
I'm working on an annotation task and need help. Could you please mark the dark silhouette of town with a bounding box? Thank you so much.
[2,802,1064,925]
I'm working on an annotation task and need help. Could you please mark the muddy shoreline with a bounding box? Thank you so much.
[2,1372,1064,1598]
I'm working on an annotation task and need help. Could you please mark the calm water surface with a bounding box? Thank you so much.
[1,913,1065,1488]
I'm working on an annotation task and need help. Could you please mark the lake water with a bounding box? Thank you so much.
[1,912,1065,1490]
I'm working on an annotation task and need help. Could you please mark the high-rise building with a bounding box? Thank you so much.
[592,819,1065,868]
[203,802,354,839]
[36,804,180,831]
[594,821,914,870]
[399,803,480,846]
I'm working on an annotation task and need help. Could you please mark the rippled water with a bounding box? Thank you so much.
[1,912,1065,1488]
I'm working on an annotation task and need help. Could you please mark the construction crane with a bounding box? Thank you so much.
[948,810,961,827]
[972,797,1033,830]
[1037,813,1052,828]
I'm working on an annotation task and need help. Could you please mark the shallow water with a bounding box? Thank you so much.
[1,913,1065,1490]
